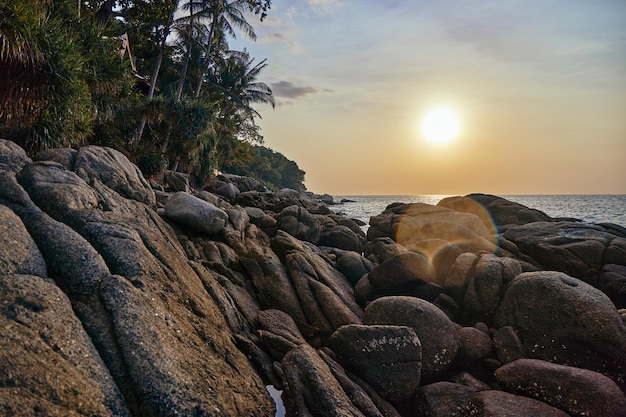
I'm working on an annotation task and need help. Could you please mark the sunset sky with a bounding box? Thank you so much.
[232,0,626,195]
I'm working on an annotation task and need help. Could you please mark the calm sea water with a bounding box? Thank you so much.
[332,195,626,228]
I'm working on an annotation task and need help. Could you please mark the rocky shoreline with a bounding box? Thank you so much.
[1,140,625,417]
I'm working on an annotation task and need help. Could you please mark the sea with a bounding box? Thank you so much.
[331,195,626,229]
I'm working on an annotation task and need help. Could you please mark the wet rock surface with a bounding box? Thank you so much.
[1,139,626,416]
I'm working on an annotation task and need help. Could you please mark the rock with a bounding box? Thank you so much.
[281,345,371,417]
[461,390,570,417]
[275,205,321,244]
[73,146,155,205]
[329,324,422,401]
[0,205,46,277]
[319,223,364,252]
[335,250,374,285]
[439,194,553,229]
[367,252,436,294]
[216,182,240,199]
[0,139,31,172]
[367,203,497,257]
[363,237,409,265]
[453,327,493,369]
[503,221,626,306]
[17,161,99,213]
[494,271,626,389]
[318,350,401,417]
[321,193,334,204]
[0,274,130,416]
[492,326,526,364]
[462,254,521,324]
[258,309,307,360]
[33,147,77,169]
[225,205,250,232]
[1,147,275,416]
[245,206,277,231]
[444,252,478,302]
[271,230,363,336]
[221,173,262,192]
[364,296,460,381]
[495,359,626,417]
[164,170,191,192]
[354,275,380,307]
[415,381,485,417]
[164,191,229,234]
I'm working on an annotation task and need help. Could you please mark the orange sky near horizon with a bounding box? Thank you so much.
[233,0,626,196]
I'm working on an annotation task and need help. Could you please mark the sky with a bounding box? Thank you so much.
[231,0,626,195]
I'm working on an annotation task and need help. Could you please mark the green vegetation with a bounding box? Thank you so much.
[0,0,306,190]
[219,136,305,191]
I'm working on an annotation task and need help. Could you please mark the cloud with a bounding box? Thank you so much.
[308,0,344,5]
[271,81,334,99]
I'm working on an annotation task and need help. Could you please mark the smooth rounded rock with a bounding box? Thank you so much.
[367,252,436,293]
[329,324,422,401]
[364,296,460,380]
[495,359,626,417]
[164,192,229,234]
[494,271,626,389]
[462,390,570,417]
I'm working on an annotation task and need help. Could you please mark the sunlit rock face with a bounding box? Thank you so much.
[2,138,626,416]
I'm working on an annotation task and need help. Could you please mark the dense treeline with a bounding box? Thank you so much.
[219,137,305,191]
[0,0,306,190]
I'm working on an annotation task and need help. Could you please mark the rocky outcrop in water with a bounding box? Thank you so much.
[1,140,626,416]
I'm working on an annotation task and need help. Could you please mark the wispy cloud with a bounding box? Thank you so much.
[271,81,334,99]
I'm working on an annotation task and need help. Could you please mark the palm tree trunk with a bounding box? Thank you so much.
[175,3,194,101]
[175,47,192,101]
[136,11,175,143]
[193,13,218,98]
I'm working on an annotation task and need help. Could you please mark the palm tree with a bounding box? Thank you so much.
[206,48,274,157]
[192,0,257,98]
[134,0,179,143]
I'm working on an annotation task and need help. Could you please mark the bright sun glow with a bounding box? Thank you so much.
[421,107,461,145]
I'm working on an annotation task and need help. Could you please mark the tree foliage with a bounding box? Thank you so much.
[0,0,133,151]
[220,137,305,191]
[0,0,304,190]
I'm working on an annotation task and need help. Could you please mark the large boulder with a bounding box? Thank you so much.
[367,203,497,258]
[270,230,363,337]
[0,274,129,416]
[164,191,229,234]
[275,205,321,244]
[461,390,570,417]
[0,205,46,277]
[414,381,486,417]
[329,324,422,401]
[73,146,155,205]
[494,271,626,389]
[257,309,307,360]
[367,252,436,294]
[0,139,31,172]
[34,147,77,169]
[318,223,364,252]
[439,194,553,230]
[334,250,374,285]
[282,345,378,417]
[462,254,522,324]
[503,221,626,307]
[17,161,99,214]
[364,296,460,380]
[495,359,626,417]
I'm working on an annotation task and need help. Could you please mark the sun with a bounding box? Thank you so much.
[420,107,461,145]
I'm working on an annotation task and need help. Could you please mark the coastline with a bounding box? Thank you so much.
[1,141,625,416]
